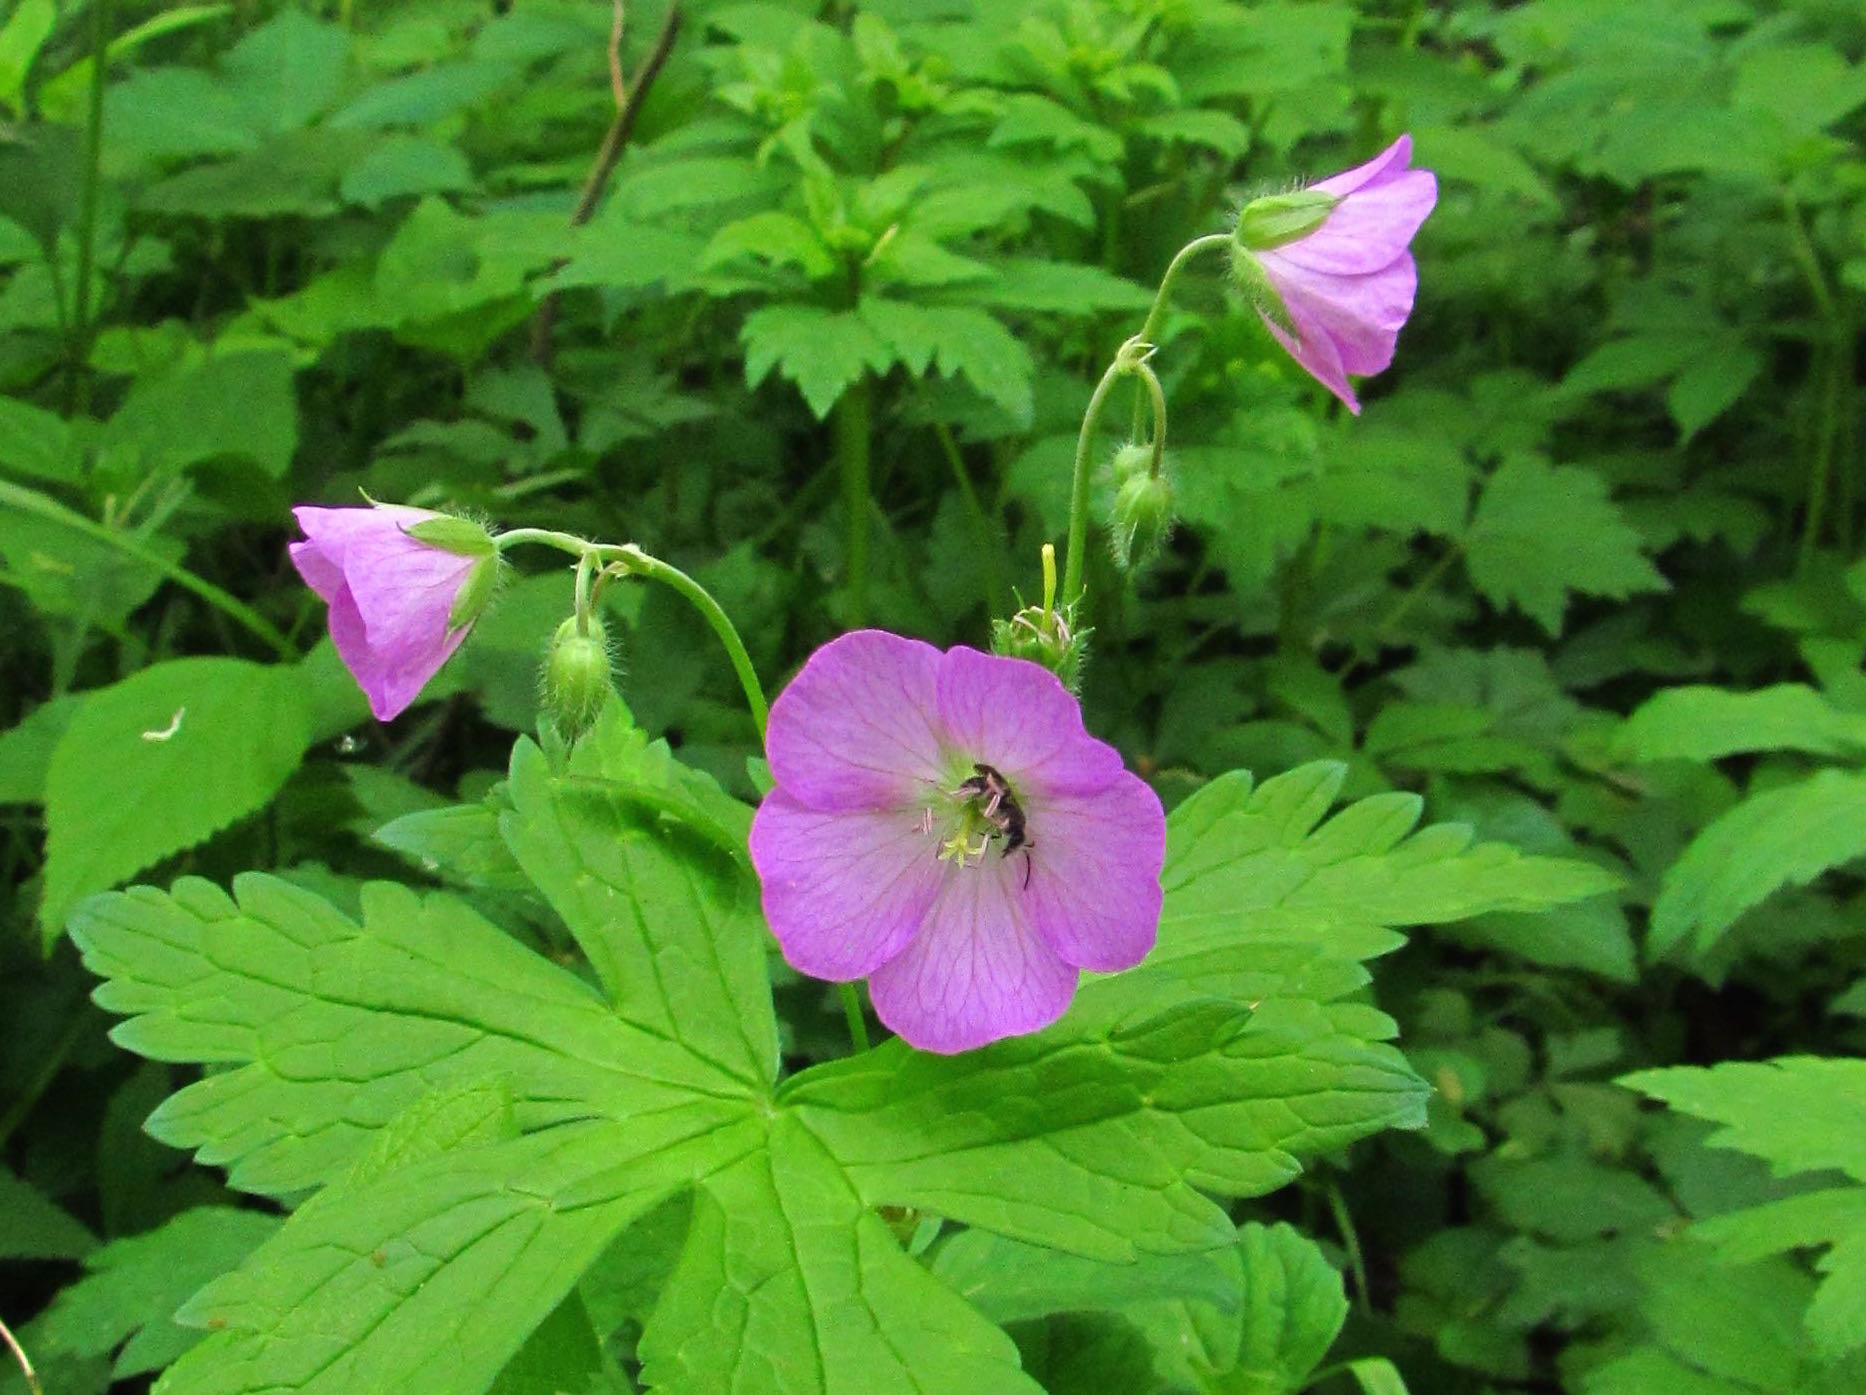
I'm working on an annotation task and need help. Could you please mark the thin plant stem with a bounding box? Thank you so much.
[1783,191,1845,569]
[530,1,684,363]
[67,0,117,413]
[836,377,873,625]
[1138,361,1168,476]
[1376,543,1461,638]
[838,982,870,1053]
[931,420,1007,614]
[0,1011,88,1150]
[1067,233,1229,603]
[1800,343,1844,572]
[0,480,295,658]
[573,549,596,635]
[0,1315,42,1395]
[495,529,770,737]
[1062,356,1132,605]
[1325,1177,1373,1317]
[1136,232,1232,348]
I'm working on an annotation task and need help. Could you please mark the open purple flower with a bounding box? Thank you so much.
[749,630,1165,1054]
[288,504,496,722]
[1236,134,1437,414]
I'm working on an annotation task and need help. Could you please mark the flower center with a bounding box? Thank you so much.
[923,762,1031,874]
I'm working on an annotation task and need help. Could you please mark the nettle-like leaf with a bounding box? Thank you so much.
[70,712,1608,1395]
[1623,1058,1866,1361]
[42,658,315,943]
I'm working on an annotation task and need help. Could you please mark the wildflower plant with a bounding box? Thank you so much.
[51,126,1616,1395]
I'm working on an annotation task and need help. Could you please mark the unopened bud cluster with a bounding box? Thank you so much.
[1107,441,1174,573]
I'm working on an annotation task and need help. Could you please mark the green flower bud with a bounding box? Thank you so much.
[991,600,1090,694]
[1233,189,1339,252]
[542,614,615,742]
[1109,468,1175,572]
[1109,440,1154,487]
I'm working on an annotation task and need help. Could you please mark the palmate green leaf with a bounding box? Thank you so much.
[1463,455,1668,633]
[69,875,752,1197]
[501,706,774,1087]
[1648,770,1866,957]
[36,1207,280,1378]
[640,1115,1033,1395]
[1622,1058,1866,1186]
[168,1123,748,1395]
[72,737,1609,1395]
[41,658,315,942]
[1625,1058,1866,1359]
[742,303,893,419]
[930,1222,1350,1395]
[858,298,1034,421]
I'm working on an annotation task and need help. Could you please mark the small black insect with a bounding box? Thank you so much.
[957,762,1034,888]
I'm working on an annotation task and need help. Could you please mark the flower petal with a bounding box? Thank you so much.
[868,857,1078,1053]
[287,537,345,606]
[766,629,947,810]
[1263,252,1418,377]
[1261,303,1358,413]
[1021,771,1165,971]
[1275,168,1437,277]
[750,789,944,980]
[331,516,482,651]
[1310,134,1414,199]
[934,646,1123,798]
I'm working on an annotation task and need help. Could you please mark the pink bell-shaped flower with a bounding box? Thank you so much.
[288,504,497,721]
[1234,135,1438,413]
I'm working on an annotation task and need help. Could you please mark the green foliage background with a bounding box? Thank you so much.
[2,1,1864,1393]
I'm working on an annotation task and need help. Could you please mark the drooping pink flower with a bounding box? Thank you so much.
[749,630,1166,1054]
[288,504,495,721]
[1238,134,1437,414]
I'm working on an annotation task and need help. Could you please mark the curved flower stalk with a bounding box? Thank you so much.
[749,629,1166,1053]
[1234,135,1438,413]
[288,504,498,721]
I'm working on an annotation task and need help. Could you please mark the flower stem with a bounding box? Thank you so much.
[1136,232,1232,348]
[1066,233,1229,605]
[494,529,771,738]
[66,0,116,414]
[835,377,873,624]
[0,480,295,658]
[1138,361,1169,477]
[1062,339,1158,605]
[573,549,596,636]
[838,982,870,1053]
[614,545,770,738]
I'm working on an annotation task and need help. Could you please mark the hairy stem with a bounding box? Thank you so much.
[496,529,770,737]
[1062,353,1135,604]
[1136,232,1232,349]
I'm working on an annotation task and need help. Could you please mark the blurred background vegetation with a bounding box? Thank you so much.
[2,1,1865,1392]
